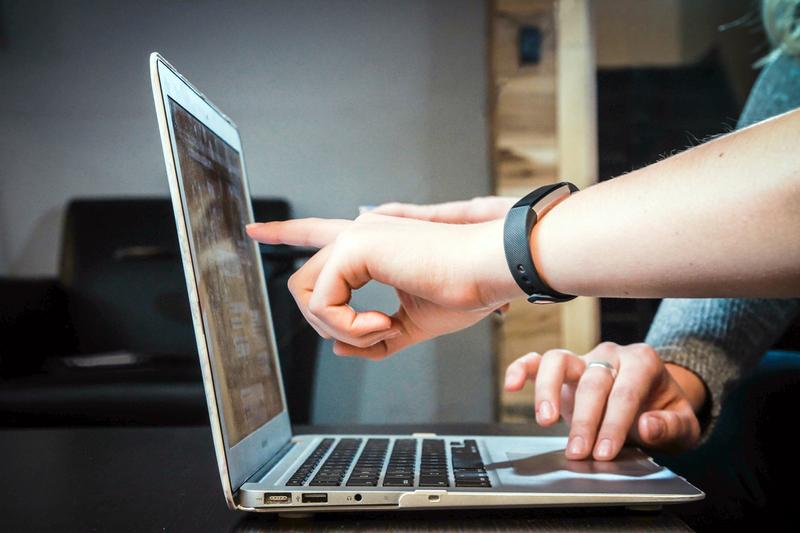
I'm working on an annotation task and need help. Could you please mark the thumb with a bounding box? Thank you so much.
[636,407,700,452]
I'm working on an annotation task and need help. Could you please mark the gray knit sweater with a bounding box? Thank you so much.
[645,52,800,437]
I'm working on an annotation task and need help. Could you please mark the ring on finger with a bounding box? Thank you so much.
[585,360,618,380]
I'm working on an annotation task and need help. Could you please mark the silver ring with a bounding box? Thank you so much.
[586,360,618,379]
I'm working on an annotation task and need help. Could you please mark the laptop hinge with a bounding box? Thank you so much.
[240,439,296,487]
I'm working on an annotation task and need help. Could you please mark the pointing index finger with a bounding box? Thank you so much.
[245,218,352,248]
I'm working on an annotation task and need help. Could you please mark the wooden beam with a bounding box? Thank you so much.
[490,0,600,421]
[556,0,600,354]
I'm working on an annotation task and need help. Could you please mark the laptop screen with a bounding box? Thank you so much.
[169,98,284,447]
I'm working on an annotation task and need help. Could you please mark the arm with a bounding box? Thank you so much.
[528,107,800,301]
[248,108,800,357]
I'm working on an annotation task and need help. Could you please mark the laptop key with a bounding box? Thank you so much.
[419,478,449,487]
[456,479,492,488]
[346,480,378,487]
[383,477,413,487]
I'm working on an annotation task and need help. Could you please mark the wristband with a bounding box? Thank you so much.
[503,182,578,304]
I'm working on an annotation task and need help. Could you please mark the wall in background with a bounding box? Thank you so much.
[0,0,493,423]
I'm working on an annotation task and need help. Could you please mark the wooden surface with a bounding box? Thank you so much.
[0,423,692,532]
[490,0,599,422]
[556,0,600,355]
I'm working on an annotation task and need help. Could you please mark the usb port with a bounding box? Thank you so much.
[301,493,328,504]
[264,492,291,505]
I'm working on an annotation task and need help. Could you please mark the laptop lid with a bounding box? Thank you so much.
[149,53,292,506]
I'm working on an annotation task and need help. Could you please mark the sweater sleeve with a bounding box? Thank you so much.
[645,298,800,440]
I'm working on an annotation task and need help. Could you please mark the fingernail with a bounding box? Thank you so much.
[647,416,665,440]
[537,400,553,423]
[503,372,515,389]
[568,435,585,456]
[596,438,613,459]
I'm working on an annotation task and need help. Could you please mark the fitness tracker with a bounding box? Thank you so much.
[503,182,579,304]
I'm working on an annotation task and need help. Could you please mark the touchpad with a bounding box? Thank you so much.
[500,448,662,477]
[483,447,669,492]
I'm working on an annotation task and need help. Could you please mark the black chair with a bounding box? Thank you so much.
[0,197,318,426]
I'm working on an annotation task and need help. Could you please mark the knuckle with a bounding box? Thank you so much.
[331,236,362,262]
[355,211,380,224]
[507,359,526,373]
[349,337,372,349]
[598,421,628,439]
[535,380,564,401]
[596,341,619,354]
[578,373,609,393]
[307,298,325,317]
[542,349,569,362]
[521,351,540,364]
[569,419,598,436]
[622,344,661,380]
[660,410,679,428]
[609,385,641,406]
[334,227,357,246]
[631,342,657,356]
[632,342,659,363]
[639,358,663,382]
[287,273,299,294]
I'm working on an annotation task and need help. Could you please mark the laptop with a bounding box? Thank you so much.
[149,52,704,512]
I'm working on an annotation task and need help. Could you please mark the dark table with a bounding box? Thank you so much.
[0,423,692,532]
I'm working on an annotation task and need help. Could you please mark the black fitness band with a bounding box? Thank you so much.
[503,182,579,304]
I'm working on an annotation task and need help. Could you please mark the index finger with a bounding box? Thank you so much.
[246,218,352,248]
[371,202,455,222]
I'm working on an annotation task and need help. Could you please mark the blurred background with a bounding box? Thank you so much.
[0,0,766,428]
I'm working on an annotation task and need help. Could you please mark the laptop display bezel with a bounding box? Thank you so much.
[150,53,292,504]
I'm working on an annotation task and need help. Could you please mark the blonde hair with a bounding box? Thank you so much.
[761,0,800,63]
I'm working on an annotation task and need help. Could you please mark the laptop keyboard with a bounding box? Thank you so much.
[309,438,361,486]
[286,437,491,489]
[419,439,448,487]
[452,439,492,488]
[382,438,416,487]
[346,438,389,486]
[285,438,334,486]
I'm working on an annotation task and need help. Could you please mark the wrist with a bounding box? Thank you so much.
[471,219,526,307]
[665,362,708,414]
[528,193,574,296]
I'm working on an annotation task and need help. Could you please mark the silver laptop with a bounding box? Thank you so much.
[149,52,703,513]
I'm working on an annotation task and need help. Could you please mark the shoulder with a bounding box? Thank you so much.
[739,52,800,128]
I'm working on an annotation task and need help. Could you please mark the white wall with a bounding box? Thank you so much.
[0,0,494,423]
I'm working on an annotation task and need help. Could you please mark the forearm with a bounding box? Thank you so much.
[532,108,800,298]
